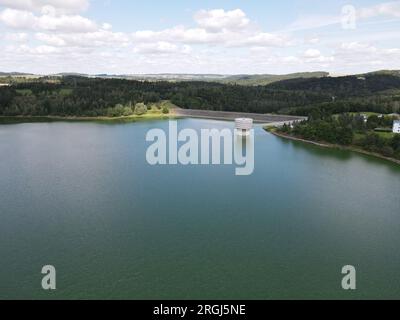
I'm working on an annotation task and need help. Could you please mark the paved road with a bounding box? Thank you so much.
[173,108,306,124]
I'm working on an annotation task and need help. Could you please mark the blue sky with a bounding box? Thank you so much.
[88,0,381,30]
[1,0,400,74]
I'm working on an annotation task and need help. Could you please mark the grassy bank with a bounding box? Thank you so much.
[0,109,176,125]
[0,114,171,124]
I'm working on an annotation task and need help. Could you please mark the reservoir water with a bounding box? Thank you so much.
[0,118,399,299]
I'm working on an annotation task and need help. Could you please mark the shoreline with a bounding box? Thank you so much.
[0,113,175,124]
[269,129,400,166]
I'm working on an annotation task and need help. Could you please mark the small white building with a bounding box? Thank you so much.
[393,120,400,134]
[360,114,368,123]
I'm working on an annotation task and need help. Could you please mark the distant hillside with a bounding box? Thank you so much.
[0,72,34,77]
[360,70,400,77]
[266,74,400,115]
[114,72,329,85]
[53,72,89,77]
[219,72,329,86]
[1,71,329,85]
[266,74,400,97]
[117,74,228,81]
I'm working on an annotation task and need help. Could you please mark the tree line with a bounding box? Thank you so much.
[1,74,400,117]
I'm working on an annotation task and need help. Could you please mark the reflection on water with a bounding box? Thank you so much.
[234,131,254,176]
[277,134,400,173]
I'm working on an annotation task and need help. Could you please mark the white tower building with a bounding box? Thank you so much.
[235,118,253,136]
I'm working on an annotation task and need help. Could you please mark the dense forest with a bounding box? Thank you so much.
[0,73,400,117]
[273,74,400,116]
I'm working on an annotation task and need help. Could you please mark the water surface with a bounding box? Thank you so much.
[0,119,399,299]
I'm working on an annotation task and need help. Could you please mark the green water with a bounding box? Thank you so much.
[0,119,399,300]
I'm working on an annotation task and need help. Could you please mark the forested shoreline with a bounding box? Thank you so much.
[276,113,400,161]
[1,73,400,117]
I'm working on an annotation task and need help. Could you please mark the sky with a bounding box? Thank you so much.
[1,0,400,75]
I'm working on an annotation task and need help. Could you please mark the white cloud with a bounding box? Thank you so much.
[0,8,97,32]
[131,9,253,46]
[340,42,377,54]
[359,1,400,19]
[304,49,321,58]
[384,48,400,55]
[30,44,60,54]
[133,41,193,55]
[303,49,334,63]
[1,3,399,75]
[102,23,112,30]
[194,9,250,32]
[281,56,301,63]
[35,29,130,47]
[132,8,290,48]
[4,32,29,42]
[0,0,89,14]
[336,41,400,61]
[35,12,97,32]
[133,26,222,44]
[305,37,320,44]
[6,43,61,54]
[134,41,177,54]
[35,32,66,45]
[0,8,36,28]
[330,41,400,73]
[237,32,291,47]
